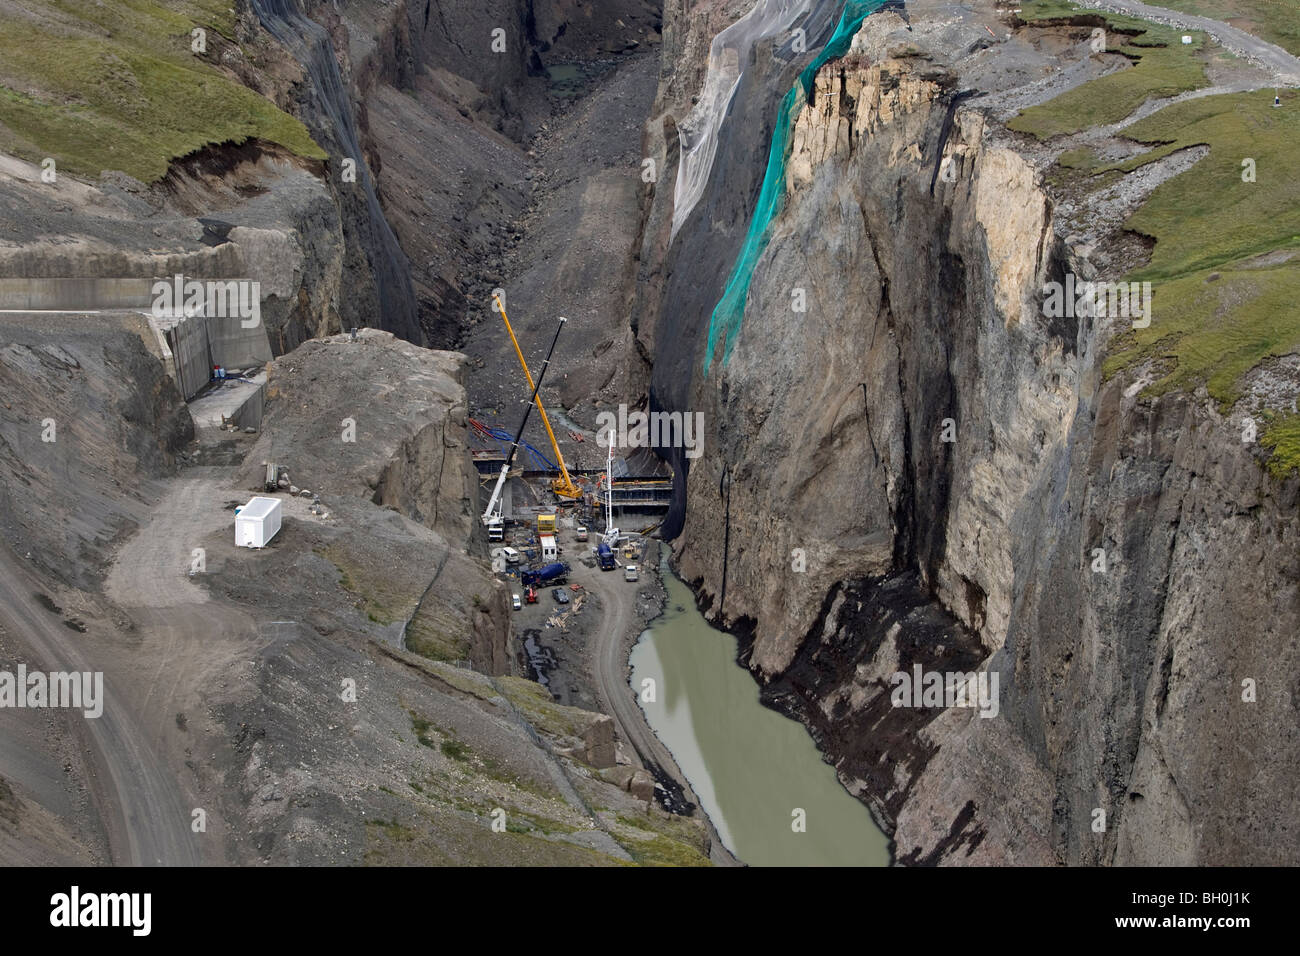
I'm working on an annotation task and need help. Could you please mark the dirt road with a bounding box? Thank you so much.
[566,539,740,865]
[1092,0,1300,84]
[569,552,668,774]
[0,546,199,866]
[103,468,265,864]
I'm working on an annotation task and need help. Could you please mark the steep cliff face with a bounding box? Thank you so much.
[640,1,1299,864]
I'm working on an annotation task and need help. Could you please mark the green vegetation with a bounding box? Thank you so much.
[1104,91,1300,279]
[1009,3,1209,139]
[1016,3,1300,474]
[1144,0,1300,58]
[621,833,712,867]
[0,0,325,182]
[318,545,410,627]
[408,710,437,749]
[1057,146,1105,171]
[364,818,416,843]
[440,737,469,762]
[496,676,582,738]
[504,809,580,836]
[1097,89,1300,477]
[613,811,713,864]
[1262,415,1300,478]
[404,609,470,662]
[1103,259,1300,405]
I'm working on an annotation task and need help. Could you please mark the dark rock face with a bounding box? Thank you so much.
[250,0,422,345]
[634,2,1300,864]
[0,317,193,590]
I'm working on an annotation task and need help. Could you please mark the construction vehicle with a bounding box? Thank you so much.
[596,542,616,571]
[522,562,570,588]
[482,315,567,538]
[526,586,538,604]
[492,294,582,501]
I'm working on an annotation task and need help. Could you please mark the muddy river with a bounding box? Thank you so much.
[629,556,890,866]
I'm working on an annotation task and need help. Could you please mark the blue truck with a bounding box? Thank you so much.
[596,542,616,571]
[521,561,569,588]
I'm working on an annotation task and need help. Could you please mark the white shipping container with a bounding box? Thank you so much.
[540,533,557,561]
[236,496,282,548]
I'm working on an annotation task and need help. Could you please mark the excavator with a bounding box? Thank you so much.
[491,293,582,501]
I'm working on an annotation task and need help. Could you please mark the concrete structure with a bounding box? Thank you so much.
[187,370,267,432]
[0,277,156,311]
[235,496,282,548]
[147,309,272,401]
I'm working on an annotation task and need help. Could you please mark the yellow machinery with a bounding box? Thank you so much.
[492,294,582,500]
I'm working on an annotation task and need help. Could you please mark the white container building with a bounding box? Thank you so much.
[236,496,282,548]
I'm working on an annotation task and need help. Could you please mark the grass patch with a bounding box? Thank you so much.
[404,606,470,663]
[1057,146,1105,171]
[505,809,581,836]
[0,0,325,182]
[1261,414,1300,479]
[318,545,410,627]
[1104,261,1300,407]
[365,818,415,843]
[1102,90,1300,280]
[1020,6,1300,476]
[621,833,712,867]
[1009,2,1209,139]
[440,737,469,762]
[496,676,584,738]
[1090,86,1300,474]
[408,710,437,749]
[1142,0,1300,58]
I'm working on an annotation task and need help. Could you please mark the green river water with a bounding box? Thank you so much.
[629,557,891,866]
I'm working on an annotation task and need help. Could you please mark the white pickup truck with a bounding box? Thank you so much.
[624,564,638,582]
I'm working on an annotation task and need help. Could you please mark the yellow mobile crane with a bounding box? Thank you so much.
[492,294,582,500]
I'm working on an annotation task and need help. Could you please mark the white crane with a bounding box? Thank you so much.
[482,316,567,539]
[602,427,619,547]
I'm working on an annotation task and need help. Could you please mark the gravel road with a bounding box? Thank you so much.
[1092,0,1300,84]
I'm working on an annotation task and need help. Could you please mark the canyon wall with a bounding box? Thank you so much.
[640,1,1300,864]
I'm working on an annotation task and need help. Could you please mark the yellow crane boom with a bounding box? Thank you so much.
[492,294,582,500]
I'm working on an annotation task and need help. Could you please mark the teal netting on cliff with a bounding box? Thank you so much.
[703,0,889,373]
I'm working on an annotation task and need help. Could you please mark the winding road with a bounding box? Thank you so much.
[1091,0,1300,84]
[0,546,199,866]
